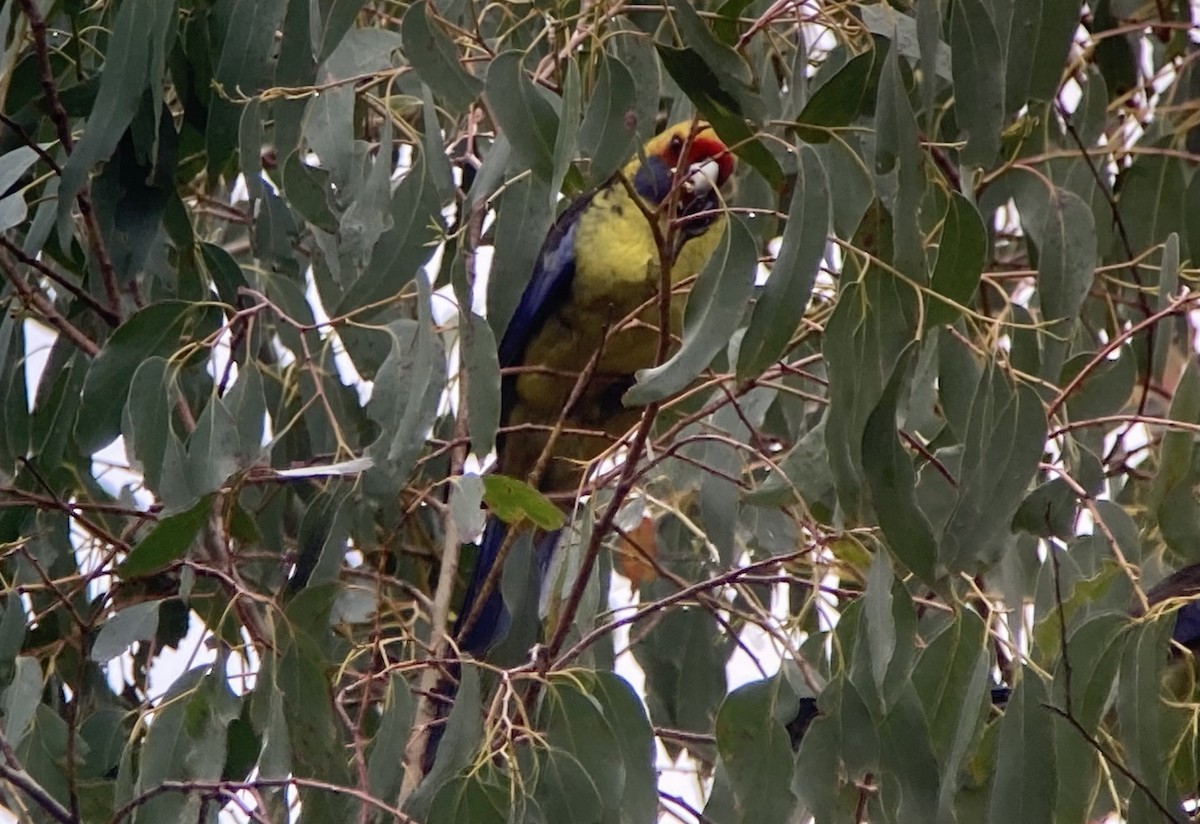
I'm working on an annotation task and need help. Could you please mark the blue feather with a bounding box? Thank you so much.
[453,519,563,655]
[457,154,676,655]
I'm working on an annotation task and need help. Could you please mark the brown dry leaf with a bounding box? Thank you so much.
[616,516,658,587]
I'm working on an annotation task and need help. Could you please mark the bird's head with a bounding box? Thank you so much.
[627,121,734,231]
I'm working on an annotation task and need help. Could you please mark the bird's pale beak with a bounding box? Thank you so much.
[682,158,722,197]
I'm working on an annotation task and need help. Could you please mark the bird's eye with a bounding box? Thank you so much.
[668,134,684,158]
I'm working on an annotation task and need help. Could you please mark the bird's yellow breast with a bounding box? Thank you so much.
[502,182,726,490]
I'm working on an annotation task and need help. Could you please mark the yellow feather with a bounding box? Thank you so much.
[502,121,731,492]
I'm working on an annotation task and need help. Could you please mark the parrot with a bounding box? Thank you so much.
[454,120,736,657]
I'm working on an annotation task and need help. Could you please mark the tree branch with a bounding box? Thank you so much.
[0,250,100,357]
[0,728,76,824]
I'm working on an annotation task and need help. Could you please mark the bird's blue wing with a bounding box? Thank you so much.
[497,196,589,368]
[496,156,673,369]
[458,156,675,656]
[1175,602,1200,649]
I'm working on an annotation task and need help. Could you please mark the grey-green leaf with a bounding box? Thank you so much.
[625,215,756,405]
[736,145,830,380]
[951,0,1005,165]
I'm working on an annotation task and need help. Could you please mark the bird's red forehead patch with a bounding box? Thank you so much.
[686,134,735,185]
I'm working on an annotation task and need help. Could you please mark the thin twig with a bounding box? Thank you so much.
[0,728,76,824]
[1043,704,1184,823]
[0,252,100,356]
[16,0,73,151]
[110,777,419,824]
[0,238,120,325]
[17,0,121,318]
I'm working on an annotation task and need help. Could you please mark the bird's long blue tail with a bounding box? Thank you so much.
[453,517,563,655]
[453,517,512,656]
[425,519,562,772]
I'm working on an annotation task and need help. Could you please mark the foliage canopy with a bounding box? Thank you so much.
[0,0,1198,822]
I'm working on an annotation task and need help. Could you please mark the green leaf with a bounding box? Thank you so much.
[795,48,882,142]
[364,305,446,490]
[366,674,413,802]
[1038,187,1096,324]
[79,708,129,782]
[77,301,223,454]
[462,311,501,456]
[951,0,1005,165]
[1186,174,1200,270]
[632,605,731,745]
[281,152,339,234]
[711,679,798,821]
[91,602,161,663]
[122,357,173,493]
[793,679,879,820]
[1115,620,1183,823]
[736,145,830,379]
[876,685,941,822]
[938,366,1046,573]
[221,362,266,467]
[402,0,484,111]
[1116,154,1187,260]
[625,214,756,405]
[861,5,952,82]
[14,705,69,815]
[851,571,918,720]
[986,674,1057,824]
[823,257,921,520]
[274,589,354,820]
[487,175,556,338]
[862,346,938,583]
[426,763,512,824]
[875,36,923,279]
[744,418,834,508]
[1052,612,1128,822]
[337,107,395,269]
[578,53,639,186]
[131,666,208,824]
[1060,347,1136,422]
[552,58,582,201]
[301,85,354,188]
[2,657,43,750]
[200,242,250,307]
[864,549,897,699]
[588,672,657,824]
[450,473,487,539]
[206,0,288,171]
[530,678,624,821]
[59,0,175,230]
[1153,234,1180,380]
[0,147,40,195]
[254,684,291,783]
[486,51,559,181]
[926,193,987,327]
[119,496,214,577]
[609,18,660,148]
[481,475,565,531]
[408,667,484,820]
[186,393,242,500]
[911,612,989,817]
[1153,359,1200,508]
[335,151,443,313]
[0,147,41,232]
[670,0,754,87]
[813,135,875,239]
[1027,0,1082,101]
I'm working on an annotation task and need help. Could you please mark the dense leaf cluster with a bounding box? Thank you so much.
[0,0,1197,822]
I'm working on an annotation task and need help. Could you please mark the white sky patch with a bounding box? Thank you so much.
[21,318,54,409]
